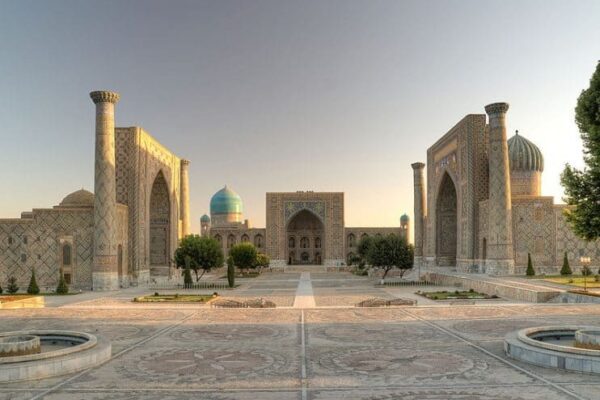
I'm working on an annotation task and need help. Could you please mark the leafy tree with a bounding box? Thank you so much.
[56,267,69,294]
[27,268,40,295]
[227,256,235,288]
[560,252,572,276]
[526,253,535,276]
[365,234,413,280]
[229,243,257,274]
[561,62,600,240]
[183,256,193,289]
[7,276,19,294]
[581,265,593,276]
[254,253,270,271]
[356,235,373,265]
[174,235,224,281]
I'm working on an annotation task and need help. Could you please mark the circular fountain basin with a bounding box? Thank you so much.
[505,326,600,374]
[575,330,600,350]
[0,330,111,382]
[0,335,41,357]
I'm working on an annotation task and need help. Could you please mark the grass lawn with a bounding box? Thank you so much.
[133,293,218,303]
[416,289,497,300]
[540,275,600,288]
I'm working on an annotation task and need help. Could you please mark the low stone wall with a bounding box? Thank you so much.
[548,292,600,304]
[423,273,560,303]
[0,296,44,309]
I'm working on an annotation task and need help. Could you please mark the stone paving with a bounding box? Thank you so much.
[1,272,600,399]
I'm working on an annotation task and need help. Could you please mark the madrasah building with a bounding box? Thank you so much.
[200,188,410,267]
[411,102,600,275]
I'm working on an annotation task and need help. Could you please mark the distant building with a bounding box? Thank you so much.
[203,187,409,266]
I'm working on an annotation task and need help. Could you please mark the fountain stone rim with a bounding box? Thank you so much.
[0,330,96,364]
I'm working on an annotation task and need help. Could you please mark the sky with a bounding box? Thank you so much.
[1,0,599,238]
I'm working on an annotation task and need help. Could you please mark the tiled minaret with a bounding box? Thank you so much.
[90,90,120,290]
[411,162,426,269]
[180,159,191,237]
[485,102,515,274]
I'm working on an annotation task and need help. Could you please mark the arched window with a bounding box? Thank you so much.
[300,237,309,248]
[301,252,309,262]
[315,252,321,264]
[288,236,296,248]
[347,233,356,247]
[254,234,263,248]
[227,234,236,249]
[62,243,72,266]
[214,234,222,245]
[241,234,249,243]
[315,237,321,249]
[361,233,369,240]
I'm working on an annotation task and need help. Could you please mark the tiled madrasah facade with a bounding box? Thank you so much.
[201,189,410,267]
[412,102,600,275]
[0,91,190,291]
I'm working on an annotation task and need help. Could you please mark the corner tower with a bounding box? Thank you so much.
[90,90,120,290]
[485,102,515,274]
[411,162,425,268]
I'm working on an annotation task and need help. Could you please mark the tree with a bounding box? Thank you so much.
[183,256,193,289]
[56,267,69,294]
[173,235,224,281]
[229,243,258,274]
[365,234,414,281]
[356,235,373,265]
[27,268,40,295]
[526,253,535,276]
[227,256,235,288]
[561,62,600,240]
[0,283,2,294]
[581,265,593,276]
[7,276,19,294]
[254,253,270,272]
[560,252,572,275]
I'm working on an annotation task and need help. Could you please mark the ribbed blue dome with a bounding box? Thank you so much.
[400,214,409,223]
[508,131,544,172]
[210,185,243,215]
[200,214,211,223]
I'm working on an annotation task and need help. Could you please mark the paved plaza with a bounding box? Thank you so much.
[2,272,600,399]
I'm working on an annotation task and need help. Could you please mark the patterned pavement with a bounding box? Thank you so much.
[1,273,600,399]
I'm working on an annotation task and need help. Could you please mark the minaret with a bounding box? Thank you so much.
[200,214,211,237]
[411,162,426,268]
[180,159,191,237]
[90,90,120,290]
[485,102,515,274]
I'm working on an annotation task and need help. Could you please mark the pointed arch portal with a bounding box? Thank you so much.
[149,171,171,273]
[436,172,457,266]
[286,209,324,265]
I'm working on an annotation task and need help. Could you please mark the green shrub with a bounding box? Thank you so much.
[526,253,535,276]
[27,268,40,295]
[154,292,159,296]
[56,270,69,295]
[469,288,475,293]
[227,256,235,288]
[0,283,3,294]
[7,276,19,294]
[560,252,572,275]
[582,265,592,276]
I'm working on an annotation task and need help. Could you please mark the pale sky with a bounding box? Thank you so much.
[1,0,599,237]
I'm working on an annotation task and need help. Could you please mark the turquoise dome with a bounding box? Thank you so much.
[508,131,544,172]
[200,214,210,223]
[210,185,243,215]
[400,214,409,223]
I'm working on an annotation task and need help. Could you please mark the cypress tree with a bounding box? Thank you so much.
[27,268,40,295]
[7,276,19,294]
[560,252,572,275]
[526,253,535,276]
[183,256,193,289]
[227,256,235,288]
[561,62,600,240]
[56,268,69,295]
